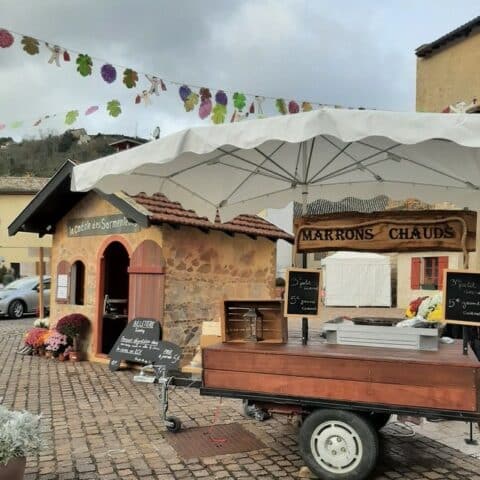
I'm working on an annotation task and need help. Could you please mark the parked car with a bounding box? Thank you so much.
[0,276,51,319]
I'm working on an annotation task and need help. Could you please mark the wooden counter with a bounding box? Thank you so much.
[202,341,480,413]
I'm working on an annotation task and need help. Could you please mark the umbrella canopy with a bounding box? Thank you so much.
[72,109,480,221]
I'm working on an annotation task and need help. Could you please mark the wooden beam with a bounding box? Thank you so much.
[38,247,44,319]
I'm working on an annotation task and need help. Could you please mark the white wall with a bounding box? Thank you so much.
[263,203,294,278]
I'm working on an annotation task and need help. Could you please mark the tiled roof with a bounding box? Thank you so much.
[132,193,294,242]
[0,176,49,193]
[416,16,480,57]
[293,196,389,217]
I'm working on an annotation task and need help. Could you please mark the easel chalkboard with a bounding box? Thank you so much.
[109,317,182,372]
[442,270,480,327]
[284,268,321,318]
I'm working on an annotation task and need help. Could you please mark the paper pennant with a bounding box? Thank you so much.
[11,121,23,128]
[21,36,39,55]
[233,92,246,111]
[65,110,79,125]
[288,100,299,114]
[276,99,287,115]
[0,29,14,48]
[76,54,93,76]
[107,99,122,117]
[101,64,117,83]
[85,105,99,115]
[123,69,138,88]
[0,123,6,130]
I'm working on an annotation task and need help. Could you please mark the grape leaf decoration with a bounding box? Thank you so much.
[288,101,300,114]
[65,110,79,125]
[199,98,212,119]
[76,54,93,76]
[276,99,287,115]
[179,85,191,102]
[233,92,246,111]
[200,87,212,100]
[0,29,14,48]
[123,69,138,88]
[21,36,39,55]
[302,101,313,112]
[107,100,122,117]
[211,104,227,124]
[184,92,199,112]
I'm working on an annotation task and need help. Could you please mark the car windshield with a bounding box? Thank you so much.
[5,278,37,290]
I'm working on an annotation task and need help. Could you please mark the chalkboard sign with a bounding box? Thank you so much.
[443,270,480,326]
[109,318,182,372]
[284,268,321,318]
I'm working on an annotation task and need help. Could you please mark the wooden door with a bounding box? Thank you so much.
[128,240,165,328]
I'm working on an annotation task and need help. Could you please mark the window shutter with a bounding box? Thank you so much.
[437,256,449,290]
[411,257,421,289]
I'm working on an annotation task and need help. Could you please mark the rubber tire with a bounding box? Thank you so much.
[8,300,25,319]
[166,416,181,433]
[299,409,379,480]
[363,412,391,431]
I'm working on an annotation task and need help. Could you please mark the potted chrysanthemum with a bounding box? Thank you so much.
[0,406,42,480]
[55,314,89,362]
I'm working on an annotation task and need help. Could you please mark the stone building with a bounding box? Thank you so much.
[416,16,480,112]
[9,161,293,363]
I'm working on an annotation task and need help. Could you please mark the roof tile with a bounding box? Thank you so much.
[132,193,293,242]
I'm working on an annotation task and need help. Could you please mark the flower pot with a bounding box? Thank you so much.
[57,353,65,362]
[45,351,52,359]
[38,347,46,357]
[69,351,83,362]
[0,457,26,480]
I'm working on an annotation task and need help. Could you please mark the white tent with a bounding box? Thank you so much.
[322,252,391,307]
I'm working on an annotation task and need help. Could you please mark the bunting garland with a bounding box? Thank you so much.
[0,26,358,131]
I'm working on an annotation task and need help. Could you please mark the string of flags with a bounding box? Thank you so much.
[0,99,123,131]
[0,26,345,130]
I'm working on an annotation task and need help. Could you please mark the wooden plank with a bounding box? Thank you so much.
[204,340,479,368]
[203,349,476,388]
[203,369,477,412]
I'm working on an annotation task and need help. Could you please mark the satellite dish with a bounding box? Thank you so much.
[152,126,161,140]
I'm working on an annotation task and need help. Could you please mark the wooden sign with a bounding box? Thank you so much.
[442,270,480,326]
[109,318,182,371]
[67,214,140,237]
[295,211,477,253]
[285,268,321,318]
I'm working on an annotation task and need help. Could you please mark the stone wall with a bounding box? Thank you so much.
[162,225,276,360]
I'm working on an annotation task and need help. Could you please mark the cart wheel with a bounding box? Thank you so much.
[166,416,181,433]
[299,409,378,480]
[363,412,391,431]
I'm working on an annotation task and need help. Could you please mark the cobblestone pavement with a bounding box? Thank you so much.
[1,319,480,479]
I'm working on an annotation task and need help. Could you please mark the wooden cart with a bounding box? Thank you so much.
[201,340,480,480]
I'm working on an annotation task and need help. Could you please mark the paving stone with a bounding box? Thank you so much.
[1,320,480,479]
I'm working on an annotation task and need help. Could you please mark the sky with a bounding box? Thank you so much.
[1,0,479,141]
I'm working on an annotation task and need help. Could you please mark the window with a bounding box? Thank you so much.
[70,261,85,305]
[411,256,448,290]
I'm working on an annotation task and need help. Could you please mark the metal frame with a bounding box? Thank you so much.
[200,387,480,423]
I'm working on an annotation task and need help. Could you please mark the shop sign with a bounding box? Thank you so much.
[443,270,480,326]
[296,218,469,253]
[67,214,140,237]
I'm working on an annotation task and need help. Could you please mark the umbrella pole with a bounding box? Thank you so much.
[301,186,308,345]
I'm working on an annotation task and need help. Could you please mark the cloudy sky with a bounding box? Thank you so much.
[1,0,479,140]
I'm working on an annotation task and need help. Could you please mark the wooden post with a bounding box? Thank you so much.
[474,211,480,271]
[38,247,44,319]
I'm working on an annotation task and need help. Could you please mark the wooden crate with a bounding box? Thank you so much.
[221,300,288,344]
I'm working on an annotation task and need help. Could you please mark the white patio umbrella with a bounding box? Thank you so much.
[71,108,480,221]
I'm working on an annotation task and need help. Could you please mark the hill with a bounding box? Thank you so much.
[0,130,147,177]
